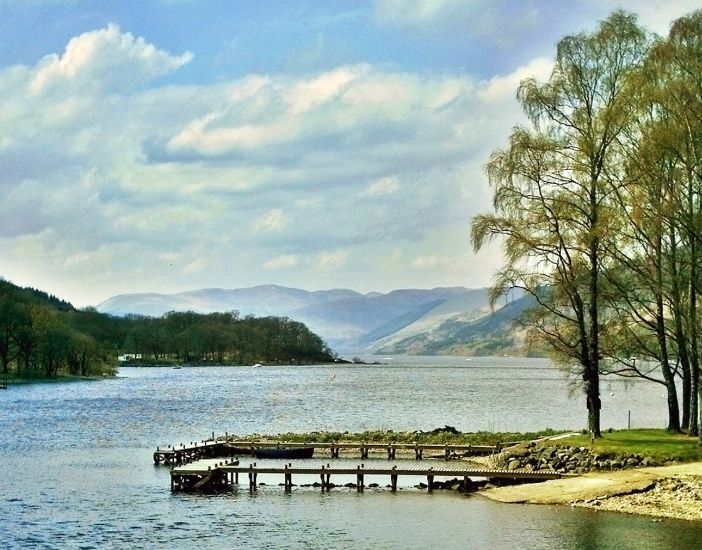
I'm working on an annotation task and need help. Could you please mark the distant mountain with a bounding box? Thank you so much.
[96,284,530,355]
[373,294,539,356]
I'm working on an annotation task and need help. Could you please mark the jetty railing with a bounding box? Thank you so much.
[169,461,566,493]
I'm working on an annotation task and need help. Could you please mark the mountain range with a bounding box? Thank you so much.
[96,285,531,355]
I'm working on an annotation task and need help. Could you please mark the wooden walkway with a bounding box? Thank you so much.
[170,460,566,493]
[153,440,230,465]
[154,438,514,465]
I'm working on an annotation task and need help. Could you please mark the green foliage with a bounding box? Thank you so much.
[120,310,334,365]
[0,277,335,379]
[235,428,565,445]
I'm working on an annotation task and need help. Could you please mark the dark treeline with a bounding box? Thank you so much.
[120,310,335,365]
[472,10,702,441]
[0,278,335,379]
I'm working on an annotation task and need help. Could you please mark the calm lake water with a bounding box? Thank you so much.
[1,356,701,549]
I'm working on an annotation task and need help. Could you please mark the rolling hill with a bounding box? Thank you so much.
[96,284,530,355]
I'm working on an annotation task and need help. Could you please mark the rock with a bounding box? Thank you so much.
[508,459,522,471]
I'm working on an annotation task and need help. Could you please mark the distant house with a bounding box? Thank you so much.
[118,354,142,362]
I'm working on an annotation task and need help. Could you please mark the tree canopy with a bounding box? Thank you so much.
[472,9,702,441]
[0,277,336,379]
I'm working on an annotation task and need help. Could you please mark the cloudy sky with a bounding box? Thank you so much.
[0,0,699,307]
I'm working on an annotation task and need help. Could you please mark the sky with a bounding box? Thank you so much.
[0,0,700,307]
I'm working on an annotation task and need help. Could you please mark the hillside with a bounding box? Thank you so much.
[97,285,530,355]
[373,294,538,356]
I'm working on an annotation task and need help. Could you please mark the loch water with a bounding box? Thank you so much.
[1,357,701,549]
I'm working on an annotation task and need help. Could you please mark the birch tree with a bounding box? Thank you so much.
[471,11,649,437]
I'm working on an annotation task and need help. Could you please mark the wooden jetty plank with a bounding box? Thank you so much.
[170,460,567,493]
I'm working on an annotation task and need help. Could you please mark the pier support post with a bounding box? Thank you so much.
[284,464,292,493]
[427,468,434,493]
[356,464,364,492]
[248,464,257,491]
[390,466,398,492]
[414,442,423,460]
[387,445,396,460]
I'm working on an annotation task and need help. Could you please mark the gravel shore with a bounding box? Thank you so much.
[576,475,702,521]
[480,462,702,521]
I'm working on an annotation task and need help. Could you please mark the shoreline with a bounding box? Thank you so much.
[479,462,702,521]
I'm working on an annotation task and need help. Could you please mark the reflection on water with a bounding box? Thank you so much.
[1,357,699,548]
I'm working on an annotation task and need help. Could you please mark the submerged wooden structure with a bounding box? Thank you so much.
[154,437,514,465]
[169,460,566,493]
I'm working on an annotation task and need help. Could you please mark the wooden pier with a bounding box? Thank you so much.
[170,460,567,493]
[153,440,231,465]
[154,438,514,465]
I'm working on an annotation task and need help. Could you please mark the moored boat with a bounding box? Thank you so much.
[253,446,314,459]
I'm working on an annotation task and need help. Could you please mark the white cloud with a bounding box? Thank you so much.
[316,250,349,271]
[360,176,401,197]
[254,209,286,232]
[584,0,701,35]
[0,24,546,304]
[412,255,440,269]
[183,257,206,274]
[29,24,192,95]
[480,57,553,103]
[264,254,299,270]
[373,0,540,46]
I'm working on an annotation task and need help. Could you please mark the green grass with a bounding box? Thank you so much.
[3,372,108,384]
[561,429,702,462]
[235,428,565,446]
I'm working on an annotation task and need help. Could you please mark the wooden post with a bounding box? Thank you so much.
[444,444,450,460]
[248,463,257,491]
[284,464,292,493]
[356,464,364,492]
[390,466,398,492]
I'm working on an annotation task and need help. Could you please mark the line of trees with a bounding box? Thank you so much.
[0,278,336,378]
[471,10,702,442]
[0,279,116,377]
[120,310,335,365]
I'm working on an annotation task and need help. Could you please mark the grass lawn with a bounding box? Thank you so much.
[240,428,566,446]
[562,429,702,462]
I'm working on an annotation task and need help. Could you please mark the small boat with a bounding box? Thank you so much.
[172,365,182,369]
[253,446,314,459]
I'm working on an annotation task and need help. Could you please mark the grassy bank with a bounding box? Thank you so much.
[3,372,109,384]
[234,428,565,446]
[562,429,702,463]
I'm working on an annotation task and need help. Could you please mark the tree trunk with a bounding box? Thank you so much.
[670,238,692,429]
[586,368,601,437]
[689,238,700,437]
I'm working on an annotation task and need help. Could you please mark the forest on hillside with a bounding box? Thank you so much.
[0,278,336,378]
